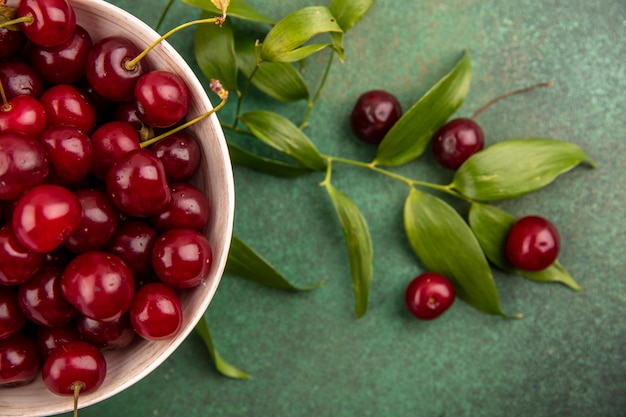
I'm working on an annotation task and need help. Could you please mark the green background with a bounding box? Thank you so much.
[66,0,624,416]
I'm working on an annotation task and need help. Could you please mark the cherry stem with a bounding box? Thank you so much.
[71,382,84,417]
[470,81,553,120]
[0,13,33,29]
[125,17,222,71]
[0,80,9,111]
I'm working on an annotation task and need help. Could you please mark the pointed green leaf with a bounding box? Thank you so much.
[260,6,343,62]
[194,13,238,92]
[452,138,596,201]
[195,317,250,379]
[235,33,309,101]
[404,188,512,316]
[238,110,327,171]
[330,0,376,32]
[374,50,472,166]
[324,183,373,318]
[468,202,581,290]
[226,235,324,290]
[267,43,334,63]
[228,142,313,177]
[183,0,275,24]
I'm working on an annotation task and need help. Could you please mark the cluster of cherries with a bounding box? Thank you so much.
[350,88,560,320]
[0,0,214,402]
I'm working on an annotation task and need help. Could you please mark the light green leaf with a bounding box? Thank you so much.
[261,6,343,62]
[235,33,309,101]
[238,110,327,171]
[452,138,596,201]
[404,188,513,317]
[194,12,238,92]
[228,142,313,177]
[374,50,472,167]
[226,235,324,290]
[330,0,376,32]
[324,183,373,318]
[468,202,581,290]
[182,0,275,24]
[267,43,334,63]
[195,317,250,379]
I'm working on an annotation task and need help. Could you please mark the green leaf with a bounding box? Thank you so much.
[238,110,327,171]
[194,13,238,92]
[226,235,324,290]
[182,0,275,24]
[267,43,335,63]
[324,183,373,318]
[468,202,581,290]
[195,317,250,379]
[403,188,513,317]
[228,142,313,177]
[260,6,343,63]
[452,138,596,201]
[374,50,472,167]
[330,0,376,32]
[235,33,309,102]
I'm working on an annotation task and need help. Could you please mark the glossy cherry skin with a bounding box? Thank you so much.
[0,58,45,100]
[0,333,41,387]
[405,272,456,320]
[36,325,81,358]
[61,251,134,322]
[12,184,82,253]
[0,132,49,201]
[350,90,402,144]
[152,228,212,289]
[149,131,201,183]
[106,149,171,217]
[17,0,76,47]
[130,282,182,341]
[151,183,210,232]
[40,125,94,186]
[0,287,27,340]
[89,121,140,179]
[113,101,145,131]
[86,36,149,102]
[105,219,157,286]
[40,84,97,134]
[505,216,560,271]
[432,118,484,169]
[0,95,48,138]
[0,224,46,286]
[134,70,190,129]
[76,314,135,350]
[42,340,106,395]
[0,28,27,60]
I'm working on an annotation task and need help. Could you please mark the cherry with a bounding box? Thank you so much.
[0,132,49,201]
[12,183,82,253]
[40,84,97,134]
[0,95,48,138]
[28,24,92,85]
[152,228,212,289]
[0,286,27,340]
[106,148,171,217]
[0,224,46,286]
[76,314,135,350]
[18,265,78,328]
[505,215,560,271]
[350,90,402,144]
[104,219,157,286]
[14,0,76,47]
[0,58,45,100]
[40,125,94,186]
[61,251,134,322]
[36,325,81,357]
[134,70,190,129]
[149,130,201,183]
[150,183,210,232]
[42,340,106,395]
[404,272,456,320]
[89,121,141,179]
[0,27,27,60]
[130,282,182,341]
[432,118,484,169]
[0,332,41,387]
[113,100,146,131]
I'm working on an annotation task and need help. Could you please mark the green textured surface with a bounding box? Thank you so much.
[65,0,624,416]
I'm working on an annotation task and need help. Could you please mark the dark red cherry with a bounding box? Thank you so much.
[505,215,560,271]
[106,149,171,217]
[40,84,97,134]
[0,286,26,340]
[150,183,209,232]
[40,125,94,186]
[350,90,402,144]
[12,184,81,253]
[130,282,182,341]
[89,121,140,179]
[0,333,41,387]
[0,58,45,100]
[76,314,134,350]
[134,70,190,129]
[104,219,157,286]
[149,130,201,182]
[42,340,106,395]
[36,325,81,357]
[405,272,456,320]
[86,36,149,102]
[28,25,92,85]
[152,228,212,289]
[16,0,76,47]
[0,95,47,138]
[0,27,27,60]
[61,251,134,322]
[432,118,484,169]
[113,101,145,131]
[0,224,46,286]
[0,132,49,201]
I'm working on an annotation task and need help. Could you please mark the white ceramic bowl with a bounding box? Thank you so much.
[2,0,235,415]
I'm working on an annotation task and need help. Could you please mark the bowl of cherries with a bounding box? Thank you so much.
[0,0,235,415]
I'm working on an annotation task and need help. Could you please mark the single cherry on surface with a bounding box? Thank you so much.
[405,272,456,320]
[42,340,106,396]
[505,215,560,271]
[350,90,402,144]
[432,117,485,169]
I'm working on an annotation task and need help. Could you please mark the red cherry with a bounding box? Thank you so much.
[150,183,210,232]
[149,131,201,183]
[40,125,94,186]
[404,272,456,320]
[76,314,135,350]
[432,118,485,169]
[0,132,49,201]
[0,333,41,387]
[0,95,47,138]
[42,340,106,395]
[0,286,26,340]
[130,282,182,341]
[40,84,97,134]
[0,224,46,286]
[16,0,76,48]
[0,27,27,60]
[350,90,402,144]
[0,58,45,100]
[104,219,157,286]
[134,70,190,128]
[89,121,141,179]
[505,215,560,271]
[35,325,81,358]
